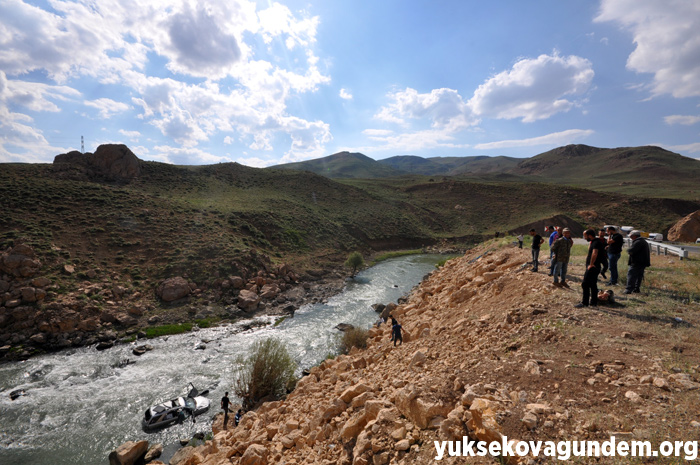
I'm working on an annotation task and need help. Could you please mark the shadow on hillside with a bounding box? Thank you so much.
[592,302,693,327]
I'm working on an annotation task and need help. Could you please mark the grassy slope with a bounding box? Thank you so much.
[1,160,698,301]
[273,152,402,179]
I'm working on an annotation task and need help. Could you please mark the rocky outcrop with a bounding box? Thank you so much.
[53,144,141,181]
[668,209,700,242]
[108,440,148,465]
[156,277,192,302]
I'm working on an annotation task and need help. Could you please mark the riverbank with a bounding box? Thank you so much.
[158,240,700,465]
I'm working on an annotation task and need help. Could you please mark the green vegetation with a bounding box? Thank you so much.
[145,323,194,338]
[372,249,423,264]
[344,251,365,277]
[233,338,297,410]
[339,327,369,354]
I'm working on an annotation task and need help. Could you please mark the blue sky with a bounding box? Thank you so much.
[1,0,700,166]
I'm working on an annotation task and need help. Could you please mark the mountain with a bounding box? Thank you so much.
[273,151,403,178]
[272,145,700,199]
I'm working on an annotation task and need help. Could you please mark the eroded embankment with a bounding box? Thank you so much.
[157,244,700,465]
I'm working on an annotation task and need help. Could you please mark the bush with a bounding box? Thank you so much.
[234,338,297,410]
[344,251,365,277]
[339,327,369,354]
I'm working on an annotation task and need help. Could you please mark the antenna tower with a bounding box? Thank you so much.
[81,136,85,153]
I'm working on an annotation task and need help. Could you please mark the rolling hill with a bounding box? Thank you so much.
[271,144,700,200]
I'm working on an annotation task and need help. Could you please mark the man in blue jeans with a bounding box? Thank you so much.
[606,226,623,285]
[529,229,544,272]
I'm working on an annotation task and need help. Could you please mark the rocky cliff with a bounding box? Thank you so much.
[667,209,700,242]
[53,144,141,181]
[154,244,700,465]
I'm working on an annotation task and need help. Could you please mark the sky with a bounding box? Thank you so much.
[1,0,700,166]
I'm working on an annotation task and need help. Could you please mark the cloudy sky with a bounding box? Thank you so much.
[1,0,700,166]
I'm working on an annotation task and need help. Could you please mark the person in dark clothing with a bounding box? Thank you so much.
[392,319,403,346]
[548,226,559,276]
[575,229,606,308]
[606,226,624,285]
[235,409,243,427]
[390,317,397,342]
[597,229,609,280]
[221,392,230,429]
[624,230,651,294]
[529,229,544,272]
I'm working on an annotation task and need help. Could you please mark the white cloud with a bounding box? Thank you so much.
[595,0,700,98]
[0,0,332,159]
[223,136,234,145]
[667,142,700,154]
[339,88,353,100]
[237,156,275,167]
[375,87,477,131]
[118,129,141,141]
[474,129,594,150]
[357,128,470,153]
[468,52,594,123]
[153,144,235,165]
[85,98,130,119]
[664,115,700,126]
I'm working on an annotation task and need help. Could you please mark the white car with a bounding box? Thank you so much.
[696,238,700,244]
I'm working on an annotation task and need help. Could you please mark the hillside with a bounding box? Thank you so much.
[1,144,699,358]
[274,152,403,179]
[272,145,700,200]
[156,242,700,465]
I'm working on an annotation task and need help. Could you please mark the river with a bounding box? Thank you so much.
[0,254,445,465]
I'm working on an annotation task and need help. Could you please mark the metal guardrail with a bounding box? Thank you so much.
[623,238,689,259]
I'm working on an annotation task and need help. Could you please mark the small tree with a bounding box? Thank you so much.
[233,338,297,410]
[345,251,365,278]
[339,327,369,354]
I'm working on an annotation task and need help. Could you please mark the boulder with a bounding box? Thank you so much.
[0,245,41,278]
[238,289,261,310]
[144,443,163,463]
[156,277,191,302]
[241,443,268,465]
[667,210,700,242]
[230,276,245,289]
[108,440,148,465]
[169,446,195,465]
[259,284,280,300]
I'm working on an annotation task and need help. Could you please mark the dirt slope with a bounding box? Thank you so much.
[140,244,700,465]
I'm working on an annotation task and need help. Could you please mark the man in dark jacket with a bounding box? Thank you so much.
[529,229,544,272]
[576,229,606,308]
[624,230,651,294]
[606,226,624,285]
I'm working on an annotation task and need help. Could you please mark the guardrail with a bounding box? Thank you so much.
[623,238,689,259]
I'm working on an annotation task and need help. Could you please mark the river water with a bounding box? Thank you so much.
[0,254,444,465]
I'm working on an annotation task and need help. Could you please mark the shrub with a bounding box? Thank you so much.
[339,327,369,354]
[234,338,297,410]
[344,251,365,277]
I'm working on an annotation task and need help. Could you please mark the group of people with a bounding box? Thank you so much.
[529,225,651,308]
[220,392,243,430]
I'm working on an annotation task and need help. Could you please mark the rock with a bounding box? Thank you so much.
[395,439,410,451]
[259,284,280,300]
[156,277,191,302]
[522,412,538,429]
[29,333,46,344]
[652,377,671,391]
[64,265,75,274]
[108,440,148,465]
[667,210,700,242]
[669,373,700,390]
[230,276,245,289]
[96,341,114,351]
[169,446,195,465]
[0,245,41,277]
[241,443,268,465]
[340,383,370,403]
[31,277,51,288]
[625,391,642,403]
[133,344,153,356]
[335,323,355,332]
[524,360,540,375]
[144,443,163,462]
[409,350,427,368]
[691,421,700,428]
[54,144,141,181]
[238,289,261,310]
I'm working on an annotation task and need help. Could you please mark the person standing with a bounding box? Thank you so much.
[548,226,559,276]
[517,233,524,249]
[597,229,609,280]
[624,230,651,294]
[529,229,544,272]
[221,392,231,430]
[606,226,624,285]
[392,319,403,346]
[576,229,606,308]
[551,228,573,287]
